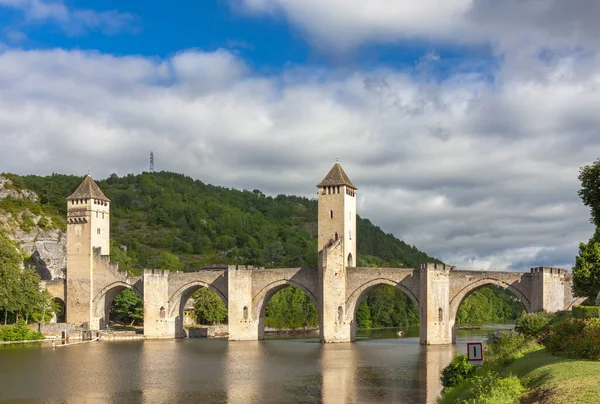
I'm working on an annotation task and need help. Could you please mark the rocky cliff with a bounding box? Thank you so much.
[0,175,66,280]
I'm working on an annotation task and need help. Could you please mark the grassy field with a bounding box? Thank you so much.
[504,349,600,403]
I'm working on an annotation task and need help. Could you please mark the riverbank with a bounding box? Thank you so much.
[504,348,600,403]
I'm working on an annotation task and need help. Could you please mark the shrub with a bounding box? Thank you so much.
[0,320,45,341]
[463,371,525,404]
[542,318,600,360]
[441,354,475,388]
[573,305,600,319]
[516,312,553,338]
[485,330,542,364]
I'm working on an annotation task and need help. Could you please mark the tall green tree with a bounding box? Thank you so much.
[578,158,600,227]
[0,231,21,325]
[573,230,600,299]
[574,159,600,300]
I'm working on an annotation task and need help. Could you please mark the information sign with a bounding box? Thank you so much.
[467,342,484,366]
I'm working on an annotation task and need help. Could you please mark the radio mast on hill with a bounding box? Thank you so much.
[150,151,155,172]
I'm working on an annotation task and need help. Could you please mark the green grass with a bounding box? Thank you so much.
[504,349,600,403]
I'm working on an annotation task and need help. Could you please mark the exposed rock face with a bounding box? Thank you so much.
[596,291,600,306]
[0,175,67,280]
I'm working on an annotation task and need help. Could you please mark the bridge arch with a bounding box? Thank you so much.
[92,281,144,329]
[167,280,228,319]
[346,278,420,340]
[449,278,531,328]
[252,279,320,339]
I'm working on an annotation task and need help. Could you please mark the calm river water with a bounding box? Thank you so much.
[0,325,510,404]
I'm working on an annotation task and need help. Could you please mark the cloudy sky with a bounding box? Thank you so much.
[1,1,599,271]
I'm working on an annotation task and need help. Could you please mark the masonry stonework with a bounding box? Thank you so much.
[56,165,584,344]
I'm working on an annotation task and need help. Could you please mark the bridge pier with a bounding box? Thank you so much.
[228,265,260,341]
[319,239,352,343]
[143,269,176,339]
[419,264,453,345]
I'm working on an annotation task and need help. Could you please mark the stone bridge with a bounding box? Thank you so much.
[47,165,585,344]
[48,236,582,344]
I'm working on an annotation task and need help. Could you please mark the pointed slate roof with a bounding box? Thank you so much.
[317,162,356,189]
[67,175,110,202]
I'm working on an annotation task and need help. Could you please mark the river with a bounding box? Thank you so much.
[0,325,511,404]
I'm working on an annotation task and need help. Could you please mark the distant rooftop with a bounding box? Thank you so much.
[67,175,110,202]
[317,162,356,189]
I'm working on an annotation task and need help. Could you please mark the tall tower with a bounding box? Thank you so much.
[317,161,357,267]
[65,175,111,325]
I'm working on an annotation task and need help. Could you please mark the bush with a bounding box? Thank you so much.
[573,305,600,319]
[463,371,525,404]
[0,320,45,341]
[485,330,542,365]
[441,354,475,388]
[542,318,600,360]
[516,312,553,338]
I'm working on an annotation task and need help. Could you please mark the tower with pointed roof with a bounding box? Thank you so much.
[65,174,111,324]
[317,161,357,267]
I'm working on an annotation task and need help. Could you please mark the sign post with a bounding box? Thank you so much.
[467,342,484,366]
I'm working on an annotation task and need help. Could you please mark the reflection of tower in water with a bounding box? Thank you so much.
[321,343,358,404]
[414,344,455,404]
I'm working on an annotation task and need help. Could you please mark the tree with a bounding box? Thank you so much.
[578,158,600,227]
[573,231,600,299]
[112,289,144,326]
[156,252,185,272]
[0,231,22,324]
[192,288,227,325]
[574,159,600,301]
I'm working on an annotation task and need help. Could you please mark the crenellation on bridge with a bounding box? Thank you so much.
[51,165,583,344]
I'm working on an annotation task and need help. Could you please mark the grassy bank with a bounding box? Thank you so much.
[439,311,600,403]
[505,349,600,403]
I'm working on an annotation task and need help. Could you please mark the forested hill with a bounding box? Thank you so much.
[5,171,442,272]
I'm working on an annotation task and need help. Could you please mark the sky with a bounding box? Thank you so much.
[1,0,599,271]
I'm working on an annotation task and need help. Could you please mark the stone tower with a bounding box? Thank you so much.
[65,175,110,325]
[317,161,357,266]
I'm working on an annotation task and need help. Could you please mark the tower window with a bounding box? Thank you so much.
[102,212,105,219]
[349,231,352,240]
[97,228,101,235]
[96,211,98,218]
[329,210,334,219]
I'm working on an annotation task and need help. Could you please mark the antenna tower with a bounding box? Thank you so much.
[149,151,154,173]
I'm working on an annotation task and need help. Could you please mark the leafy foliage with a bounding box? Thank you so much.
[0,319,44,341]
[542,318,600,360]
[0,231,57,325]
[578,158,600,227]
[572,305,600,318]
[192,288,228,325]
[111,289,144,326]
[441,354,475,388]
[15,171,441,271]
[515,312,553,338]
[461,371,524,404]
[572,230,600,299]
[456,286,525,324]
[357,285,419,328]
[264,286,318,329]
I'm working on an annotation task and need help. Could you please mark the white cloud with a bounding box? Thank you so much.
[235,0,600,54]
[0,46,598,271]
[0,0,138,35]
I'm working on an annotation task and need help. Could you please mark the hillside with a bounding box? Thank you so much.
[2,171,441,274]
[0,175,66,280]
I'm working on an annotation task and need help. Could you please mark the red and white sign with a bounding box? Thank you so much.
[467,342,484,366]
